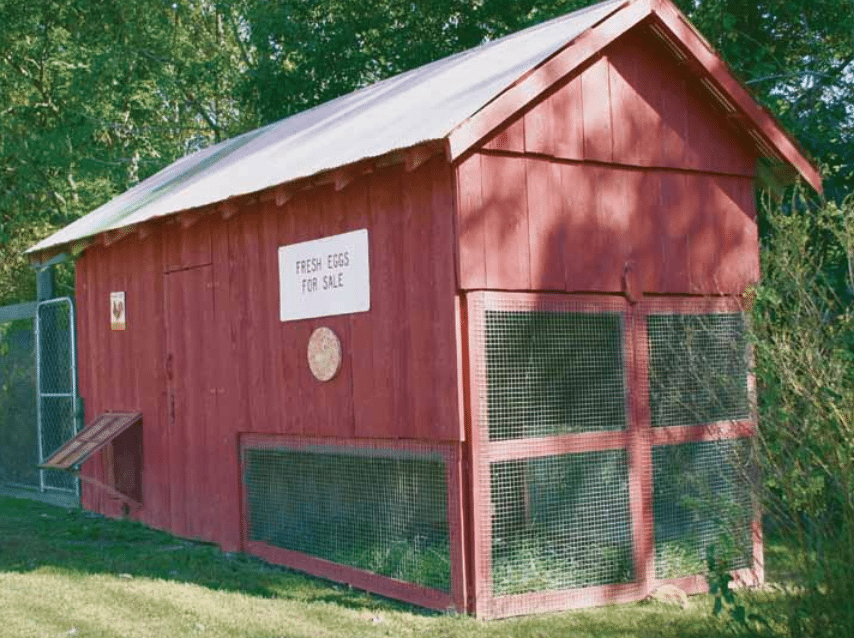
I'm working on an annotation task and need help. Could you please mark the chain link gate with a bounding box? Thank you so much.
[35,297,80,494]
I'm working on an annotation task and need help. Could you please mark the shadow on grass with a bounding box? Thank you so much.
[511,616,719,638]
[0,496,435,615]
[0,495,793,636]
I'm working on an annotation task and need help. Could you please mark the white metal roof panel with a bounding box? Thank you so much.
[29,0,625,255]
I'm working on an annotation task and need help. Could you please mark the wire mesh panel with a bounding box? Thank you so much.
[490,449,634,595]
[0,318,39,488]
[485,309,627,440]
[243,438,455,597]
[652,438,755,579]
[469,292,637,617]
[36,298,79,493]
[647,313,749,427]
[467,292,760,617]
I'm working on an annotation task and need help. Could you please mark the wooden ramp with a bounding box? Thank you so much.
[40,412,143,509]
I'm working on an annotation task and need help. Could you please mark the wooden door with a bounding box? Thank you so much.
[164,265,217,541]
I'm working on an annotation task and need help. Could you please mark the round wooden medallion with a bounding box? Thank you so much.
[307,327,342,382]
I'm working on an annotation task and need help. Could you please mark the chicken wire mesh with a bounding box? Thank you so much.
[469,293,758,615]
[652,438,755,579]
[485,307,627,440]
[36,299,79,492]
[490,449,634,595]
[647,313,750,427]
[0,318,39,488]
[243,441,451,592]
[471,293,635,607]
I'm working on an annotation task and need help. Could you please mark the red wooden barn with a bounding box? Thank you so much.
[30,0,820,618]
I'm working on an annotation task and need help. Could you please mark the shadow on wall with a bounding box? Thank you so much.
[460,151,757,297]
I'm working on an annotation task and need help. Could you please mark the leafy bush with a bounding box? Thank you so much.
[749,190,854,638]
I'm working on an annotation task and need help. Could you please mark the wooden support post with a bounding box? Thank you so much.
[36,266,54,301]
[629,307,655,597]
[74,471,143,511]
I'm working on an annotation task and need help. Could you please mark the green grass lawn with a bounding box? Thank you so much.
[0,496,782,638]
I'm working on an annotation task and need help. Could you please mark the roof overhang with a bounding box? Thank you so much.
[26,140,449,265]
[26,0,821,265]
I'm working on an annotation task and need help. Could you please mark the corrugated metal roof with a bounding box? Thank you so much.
[29,0,626,255]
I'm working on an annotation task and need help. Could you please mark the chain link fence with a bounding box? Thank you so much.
[0,317,39,489]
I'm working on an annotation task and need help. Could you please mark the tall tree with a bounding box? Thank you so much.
[241,0,852,198]
[674,0,854,201]
[239,0,593,124]
[4,0,852,304]
[0,0,248,303]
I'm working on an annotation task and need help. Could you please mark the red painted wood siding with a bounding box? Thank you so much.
[457,27,759,295]
[76,229,168,524]
[164,216,213,272]
[164,265,219,541]
[76,156,460,551]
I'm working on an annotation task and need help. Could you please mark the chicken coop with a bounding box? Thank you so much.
[29,0,821,618]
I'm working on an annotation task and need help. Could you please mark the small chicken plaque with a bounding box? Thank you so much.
[110,291,126,331]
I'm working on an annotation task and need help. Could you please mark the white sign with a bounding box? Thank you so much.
[278,229,370,321]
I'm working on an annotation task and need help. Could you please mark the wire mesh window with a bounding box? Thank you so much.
[652,439,754,579]
[647,313,749,427]
[244,444,451,592]
[468,293,759,616]
[490,449,634,595]
[485,310,627,440]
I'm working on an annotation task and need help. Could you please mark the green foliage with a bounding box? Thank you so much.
[674,0,854,201]
[238,0,594,123]
[3,0,852,304]
[656,540,706,579]
[0,223,47,305]
[706,545,770,637]
[241,0,854,200]
[0,0,249,303]
[0,319,38,487]
[750,191,854,637]
[2,495,777,637]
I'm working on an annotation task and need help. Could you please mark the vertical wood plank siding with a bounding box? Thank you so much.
[76,156,460,551]
[458,28,758,295]
[480,154,531,290]
[77,231,168,522]
[164,216,213,272]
